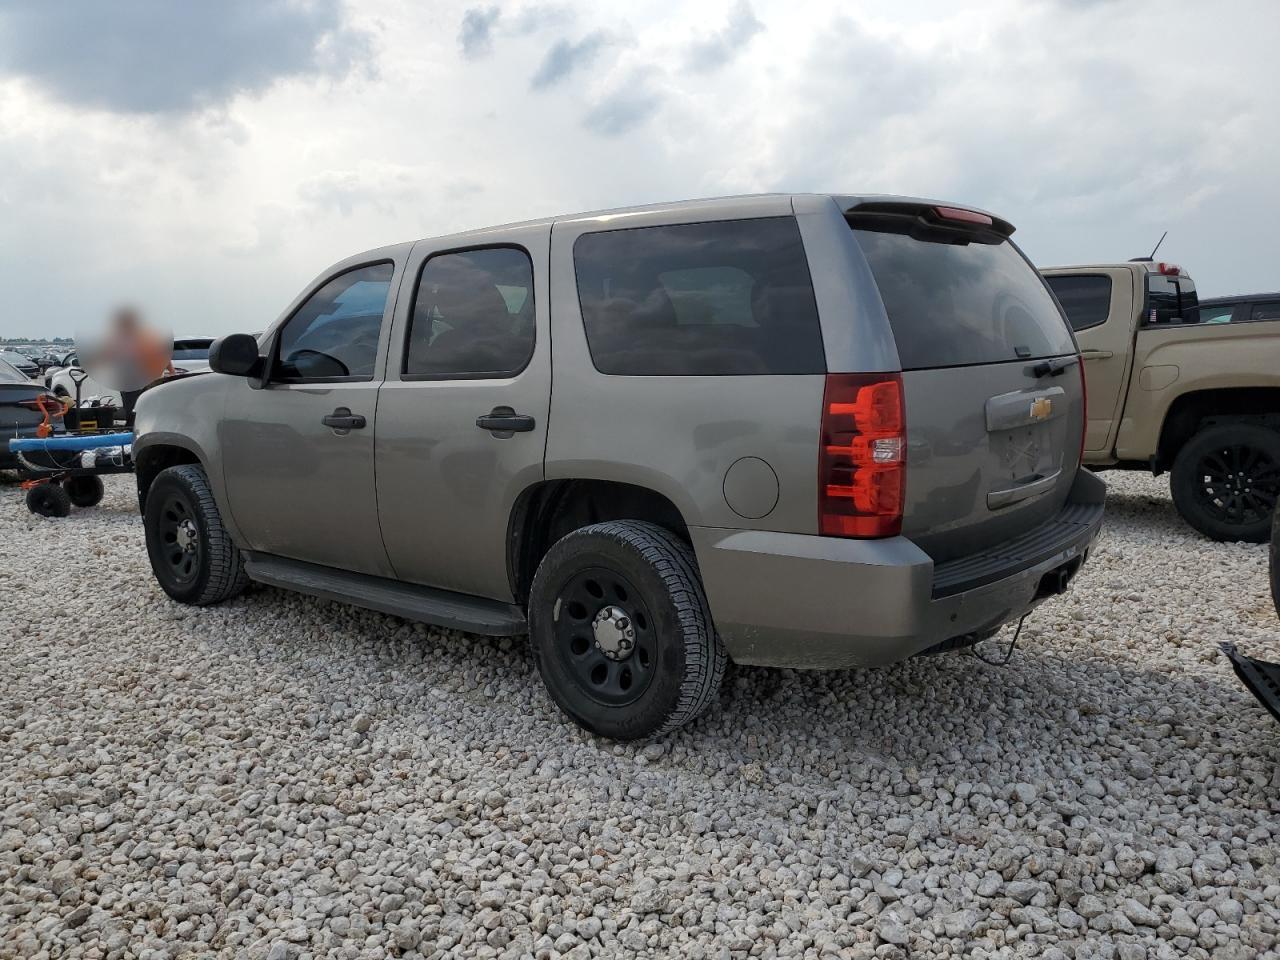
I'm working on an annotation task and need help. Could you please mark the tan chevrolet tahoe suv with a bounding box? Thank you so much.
[133,195,1103,739]
[1044,263,1280,542]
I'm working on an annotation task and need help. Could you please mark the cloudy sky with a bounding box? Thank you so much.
[1,0,1277,338]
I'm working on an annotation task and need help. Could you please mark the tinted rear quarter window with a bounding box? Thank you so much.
[1044,274,1113,331]
[573,217,825,376]
[852,227,1075,369]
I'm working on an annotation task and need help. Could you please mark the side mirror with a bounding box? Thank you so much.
[209,334,263,378]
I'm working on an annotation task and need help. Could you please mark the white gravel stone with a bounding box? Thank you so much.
[1,472,1278,959]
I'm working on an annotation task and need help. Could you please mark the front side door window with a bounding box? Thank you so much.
[274,262,394,381]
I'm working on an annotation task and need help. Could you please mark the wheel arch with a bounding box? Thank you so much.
[134,436,207,513]
[1157,387,1280,471]
[506,478,692,605]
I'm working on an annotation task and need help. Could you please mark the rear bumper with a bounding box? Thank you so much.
[692,469,1105,669]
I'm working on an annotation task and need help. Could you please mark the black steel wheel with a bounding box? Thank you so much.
[143,464,249,605]
[1171,423,1280,542]
[26,482,71,518]
[65,474,105,508]
[528,520,727,740]
[550,567,657,708]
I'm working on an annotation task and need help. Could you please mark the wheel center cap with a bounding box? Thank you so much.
[592,605,636,661]
[176,518,198,552]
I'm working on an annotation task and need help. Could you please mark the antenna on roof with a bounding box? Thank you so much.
[1130,230,1168,262]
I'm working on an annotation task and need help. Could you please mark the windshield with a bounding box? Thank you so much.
[0,358,25,382]
[852,227,1075,369]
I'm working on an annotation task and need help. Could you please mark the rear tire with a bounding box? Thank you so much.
[143,464,249,605]
[1170,423,1280,543]
[26,483,71,518]
[528,520,727,740]
[65,475,105,508]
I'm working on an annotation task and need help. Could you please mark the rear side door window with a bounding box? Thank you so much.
[572,217,825,376]
[274,262,394,381]
[404,247,535,378]
[1045,274,1113,332]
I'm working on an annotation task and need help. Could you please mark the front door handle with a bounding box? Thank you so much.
[322,407,366,430]
[1080,349,1114,360]
[476,406,535,435]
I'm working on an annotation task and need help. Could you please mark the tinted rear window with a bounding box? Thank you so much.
[852,228,1075,369]
[1045,274,1113,331]
[1144,275,1199,324]
[573,217,825,376]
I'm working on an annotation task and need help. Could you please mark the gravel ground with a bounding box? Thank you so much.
[1,472,1278,960]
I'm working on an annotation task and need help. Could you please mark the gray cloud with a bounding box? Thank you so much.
[458,6,501,60]
[459,4,570,60]
[0,0,369,114]
[583,81,662,137]
[686,0,764,73]
[531,31,613,90]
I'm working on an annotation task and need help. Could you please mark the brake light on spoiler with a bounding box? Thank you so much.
[934,205,993,226]
[819,373,905,538]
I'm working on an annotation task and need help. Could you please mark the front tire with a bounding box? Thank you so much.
[528,521,727,740]
[1170,423,1280,543]
[143,464,249,605]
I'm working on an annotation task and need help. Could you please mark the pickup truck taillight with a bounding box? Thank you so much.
[819,373,905,538]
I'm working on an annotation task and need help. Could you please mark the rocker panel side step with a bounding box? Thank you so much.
[243,552,528,637]
[1220,643,1280,724]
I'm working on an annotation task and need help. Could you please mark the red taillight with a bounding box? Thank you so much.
[1157,262,1181,276]
[1077,358,1088,461]
[819,373,905,538]
[934,205,993,226]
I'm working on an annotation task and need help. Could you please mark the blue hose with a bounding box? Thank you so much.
[8,432,135,452]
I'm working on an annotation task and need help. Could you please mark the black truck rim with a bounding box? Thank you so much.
[1195,443,1280,526]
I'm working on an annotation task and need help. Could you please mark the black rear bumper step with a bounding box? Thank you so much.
[931,500,1103,598]
[1220,643,1280,724]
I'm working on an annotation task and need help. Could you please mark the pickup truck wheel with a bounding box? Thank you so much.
[528,520,727,740]
[1171,423,1280,543]
[143,464,250,605]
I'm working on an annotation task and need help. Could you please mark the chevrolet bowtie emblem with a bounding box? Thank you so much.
[1029,397,1053,421]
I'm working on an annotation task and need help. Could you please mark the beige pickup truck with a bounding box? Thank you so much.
[1043,263,1280,542]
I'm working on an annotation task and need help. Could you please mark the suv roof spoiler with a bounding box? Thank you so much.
[844,200,1015,242]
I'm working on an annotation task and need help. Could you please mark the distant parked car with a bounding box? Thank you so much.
[0,357,64,470]
[0,350,39,380]
[1043,263,1280,542]
[1196,292,1280,326]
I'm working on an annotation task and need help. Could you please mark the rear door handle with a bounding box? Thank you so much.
[1080,349,1113,360]
[476,407,535,435]
[322,407,366,430]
